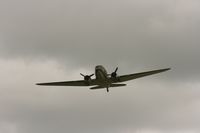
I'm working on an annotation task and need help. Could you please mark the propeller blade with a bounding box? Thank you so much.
[90,74,94,77]
[80,73,85,77]
[115,67,118,73]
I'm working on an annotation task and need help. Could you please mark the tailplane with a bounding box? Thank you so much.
[90,84,126,90]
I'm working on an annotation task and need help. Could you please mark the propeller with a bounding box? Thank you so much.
[80,73,94,81]
[111,67,118,78]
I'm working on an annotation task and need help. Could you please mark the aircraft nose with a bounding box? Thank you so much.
[95,65,101,69]
[95,66,102,73]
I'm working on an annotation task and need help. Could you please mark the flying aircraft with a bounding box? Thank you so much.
[36,65,170,92]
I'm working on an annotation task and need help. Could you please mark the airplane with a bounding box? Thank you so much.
[36,65,170,92]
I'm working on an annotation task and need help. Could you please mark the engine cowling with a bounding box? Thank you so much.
[111,72,117,78]
[80,73,94,81]
[84,75,91,81]
[111,67,118,78]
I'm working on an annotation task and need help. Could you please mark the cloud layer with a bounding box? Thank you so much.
[0,0,200,133]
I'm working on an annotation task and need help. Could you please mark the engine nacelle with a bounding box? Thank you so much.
[111,72,117,78]
[84,75,91,81]
[80,73,94,81]
[111,67,118,78]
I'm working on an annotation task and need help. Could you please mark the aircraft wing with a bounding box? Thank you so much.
[111,68,170,83]
[36,79,98,86]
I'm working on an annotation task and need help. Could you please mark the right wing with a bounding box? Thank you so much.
[111,68,170,83]
[36,79,98,86]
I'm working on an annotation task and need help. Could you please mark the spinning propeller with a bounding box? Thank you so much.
[80,73,94,81]
[111,67,118,78]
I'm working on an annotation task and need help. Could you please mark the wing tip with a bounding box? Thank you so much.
[164,68,171,71]
[158,68,171,73]
[36,83,45,86]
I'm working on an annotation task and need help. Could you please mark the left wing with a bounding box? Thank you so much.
[111,68,170,83]
[36,79,98,86]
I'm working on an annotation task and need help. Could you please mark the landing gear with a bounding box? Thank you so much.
[106,87,109,92]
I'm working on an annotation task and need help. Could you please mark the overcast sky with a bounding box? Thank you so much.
[0,0,200,133]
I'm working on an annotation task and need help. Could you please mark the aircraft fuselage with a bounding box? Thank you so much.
[95,65,110,87]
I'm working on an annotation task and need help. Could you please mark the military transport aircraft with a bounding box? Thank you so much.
[36,65,170,92]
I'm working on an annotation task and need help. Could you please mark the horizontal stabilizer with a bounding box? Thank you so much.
[110,84,126,87]
[90,84,126,90]
[90,86,105,90]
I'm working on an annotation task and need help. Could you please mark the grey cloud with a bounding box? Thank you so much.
[1,82,200,133]
[0,59,199,133]
[0,0,200,133]
[0,0,200,80]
